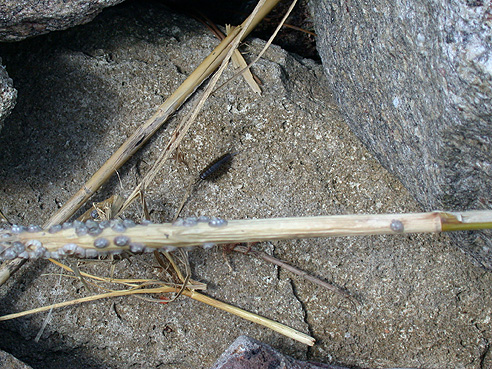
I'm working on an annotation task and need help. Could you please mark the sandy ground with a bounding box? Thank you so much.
[0,2,490,368]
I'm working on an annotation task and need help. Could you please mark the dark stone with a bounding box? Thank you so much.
[311,0,492,269]
[0,0,126,42]
[0,349,33,369]
[210,335,346,369]
[0,58,16,133]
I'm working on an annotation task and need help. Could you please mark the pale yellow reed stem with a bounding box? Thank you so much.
[5,211,492,255]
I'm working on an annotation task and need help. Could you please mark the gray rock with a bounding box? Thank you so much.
[0,0,126,41]
[0,349,33,369]
[0,58,16,133]
[311,0,492,269]
[211,336,423,369]
[211,335,346,369]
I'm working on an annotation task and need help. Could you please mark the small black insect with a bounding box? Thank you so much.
[199,152,237,181]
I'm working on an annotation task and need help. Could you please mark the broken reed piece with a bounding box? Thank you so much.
[1,211,491,261]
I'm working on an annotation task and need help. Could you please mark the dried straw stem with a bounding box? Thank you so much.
[0,258,314,346]
[4,211,492,257]
[181,289,315,346]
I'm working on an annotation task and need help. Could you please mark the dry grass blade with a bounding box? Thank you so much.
[0,286,178,322]
[0,257,314,346]
[172,181,196,221]
[79,195,125,222]
[0,210,10,225]
[226,24,262,94]
[191,11,261,93]
[182,289,315,346]
[154,249,193,302]
[49,258,170,286]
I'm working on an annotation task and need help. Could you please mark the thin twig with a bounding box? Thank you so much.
[232,245,354,301]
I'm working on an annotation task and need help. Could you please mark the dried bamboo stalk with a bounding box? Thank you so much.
[1,211,491,261]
